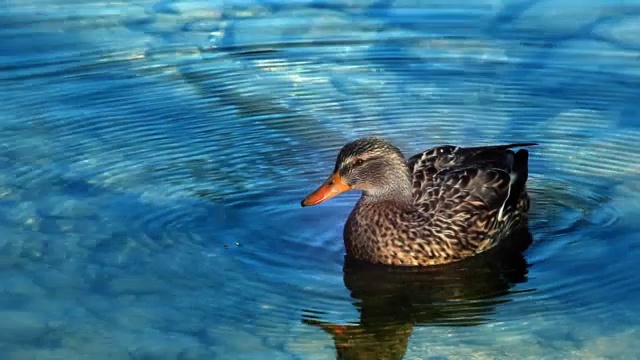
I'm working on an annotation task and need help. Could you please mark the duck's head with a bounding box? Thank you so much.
[301,137,412,207]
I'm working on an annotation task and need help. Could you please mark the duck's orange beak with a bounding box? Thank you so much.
[301,173,351,207]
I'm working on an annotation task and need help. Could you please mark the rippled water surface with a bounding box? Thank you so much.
[2,0,640,359]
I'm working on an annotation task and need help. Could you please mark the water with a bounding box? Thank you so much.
[1,0,640,358]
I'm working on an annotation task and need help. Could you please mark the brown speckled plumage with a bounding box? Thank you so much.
[302,137,537,267]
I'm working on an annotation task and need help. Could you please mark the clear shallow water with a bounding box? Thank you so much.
[2,0,640,359]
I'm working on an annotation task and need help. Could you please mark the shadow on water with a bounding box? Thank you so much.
[302,226,533,360]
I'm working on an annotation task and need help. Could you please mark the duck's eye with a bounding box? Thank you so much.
[354,158,365,167]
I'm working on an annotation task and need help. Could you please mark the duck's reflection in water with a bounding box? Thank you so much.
[303,227,533,360]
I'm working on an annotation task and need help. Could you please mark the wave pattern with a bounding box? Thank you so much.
[1,0,640,359]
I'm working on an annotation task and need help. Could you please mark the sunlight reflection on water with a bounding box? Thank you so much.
[1,0,640,359]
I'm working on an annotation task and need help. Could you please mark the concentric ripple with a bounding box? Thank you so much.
[2,0,640,358]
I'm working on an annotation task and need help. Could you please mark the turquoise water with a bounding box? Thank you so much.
[2,0,640,358]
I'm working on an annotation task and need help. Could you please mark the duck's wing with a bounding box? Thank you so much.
[408,143,536,224]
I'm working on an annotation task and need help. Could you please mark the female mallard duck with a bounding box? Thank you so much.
[301,137,537,267]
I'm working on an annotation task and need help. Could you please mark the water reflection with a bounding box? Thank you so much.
[303,226,533,360]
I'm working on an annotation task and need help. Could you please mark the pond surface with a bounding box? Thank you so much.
[1,0,640,359]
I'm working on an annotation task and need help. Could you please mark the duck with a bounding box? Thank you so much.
[301,137,537,267]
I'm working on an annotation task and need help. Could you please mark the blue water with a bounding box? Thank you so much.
[2,0,640,358]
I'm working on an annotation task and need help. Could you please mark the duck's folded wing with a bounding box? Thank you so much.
[414,166,511,215]
[408,143,534,213]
